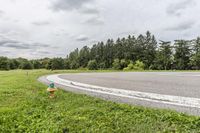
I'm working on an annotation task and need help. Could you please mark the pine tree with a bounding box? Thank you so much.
[153,41,173,70]
[78,46,90,67]
[174,40,191,70]
[190,37,200,69]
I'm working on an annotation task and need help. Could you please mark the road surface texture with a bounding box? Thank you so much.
[39,72,200,115]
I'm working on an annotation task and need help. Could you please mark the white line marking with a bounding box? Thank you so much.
[158,73,200,77]
[47,74,200,108]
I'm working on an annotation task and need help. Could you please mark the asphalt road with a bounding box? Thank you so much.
[39,72,200,115]
[59,72,200,98]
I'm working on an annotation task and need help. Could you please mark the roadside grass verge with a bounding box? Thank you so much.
[0,69,200,132]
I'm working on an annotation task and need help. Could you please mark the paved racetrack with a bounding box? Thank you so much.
[59,72,200,98]
[39,72,200,115]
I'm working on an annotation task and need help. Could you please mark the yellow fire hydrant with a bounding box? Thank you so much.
[47,82,57,98]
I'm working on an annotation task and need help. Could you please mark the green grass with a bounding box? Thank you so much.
[0,70,200,132]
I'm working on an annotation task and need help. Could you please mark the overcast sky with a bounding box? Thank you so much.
[0,0,199,59]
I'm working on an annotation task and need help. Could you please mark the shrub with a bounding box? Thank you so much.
[98,62,106,69]
[123,60,144,71]
[133,60,145,70]
[112,59,130,70]
[112,59,121,70]
[87,60,98,70]
[120,59,129,69]
[123,62,134,70]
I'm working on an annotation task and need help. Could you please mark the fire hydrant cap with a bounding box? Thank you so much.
[49,82,55,88]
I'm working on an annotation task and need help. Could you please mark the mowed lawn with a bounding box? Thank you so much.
[1,70,200,132]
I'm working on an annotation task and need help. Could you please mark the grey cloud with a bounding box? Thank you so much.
[165,21,195,31]
[81,7,99,14]
[0,50,11,54]
[6,43,30,49]
[84,16,104,25]
[0,10,4,14]
[76,35,89,41]
[0,10,5,17]
[37,51,51,54]
[32,21,50,26]
[0,40,18,46]
[0,38,52,50]
[51,0,100,16]
[33,43,51,47]
[51,0,92,11]
[166,0,195,16]
[30,50,52,56]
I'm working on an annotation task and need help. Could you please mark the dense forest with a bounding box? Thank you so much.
[1,31,200,70]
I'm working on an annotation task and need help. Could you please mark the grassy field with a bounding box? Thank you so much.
[0,70,200,132]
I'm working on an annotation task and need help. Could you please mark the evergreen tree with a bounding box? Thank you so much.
[114,38,124,59]
[143,31,157,69]
[136,34,146,61]
[104,39,114,68]
[174,40,191,70]
[90,42,104,64]
[190,37,200,69]
[153,41,173,70]
[78,46,90,68]
[126,35,137,61]
[68,48,79,69]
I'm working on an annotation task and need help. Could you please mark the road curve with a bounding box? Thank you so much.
[38,72,200,116]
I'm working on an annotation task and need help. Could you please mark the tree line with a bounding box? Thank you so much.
[1,31,200,70]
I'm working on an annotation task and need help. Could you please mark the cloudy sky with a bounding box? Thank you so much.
[0,0,199,59]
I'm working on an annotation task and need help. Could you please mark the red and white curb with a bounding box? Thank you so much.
[47,74,200,109]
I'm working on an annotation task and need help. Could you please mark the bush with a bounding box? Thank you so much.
[112,59,130,70]
[120,59,129,69]
[123,62,134,70]
[98,62,106,69]
[87,60,98,70]
[112,59,121,70]
[123,60,144,71]
[133,60,145,70]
